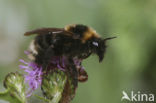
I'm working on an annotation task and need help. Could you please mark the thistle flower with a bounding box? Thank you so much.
[19,55,68,97]
[19,51,85,101]
[49,56,66,71]
[19,59,43,97]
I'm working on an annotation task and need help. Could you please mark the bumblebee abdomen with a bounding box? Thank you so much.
[35,34,52,49]
[27,34,53,62]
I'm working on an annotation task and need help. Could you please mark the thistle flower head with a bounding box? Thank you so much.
[19,51,86,99]
[18,55,68,97]
[19,59,43,97]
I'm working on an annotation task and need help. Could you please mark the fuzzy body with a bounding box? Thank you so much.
[26,24,108,66]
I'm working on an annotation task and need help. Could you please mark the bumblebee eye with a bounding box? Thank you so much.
[92,41,98,47]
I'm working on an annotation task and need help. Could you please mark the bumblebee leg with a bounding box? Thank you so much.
[78,67,88,82]
[58,58,78,103]
[43,46,55,70]
[68,58,78,88]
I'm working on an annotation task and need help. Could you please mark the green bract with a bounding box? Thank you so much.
[41,70,67,103]
[0,72,26,103]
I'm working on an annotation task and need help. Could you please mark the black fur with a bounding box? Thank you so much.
[68,24,88,38]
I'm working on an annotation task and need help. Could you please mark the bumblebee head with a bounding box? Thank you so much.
[65,24,115,62]
[88,37,116,62]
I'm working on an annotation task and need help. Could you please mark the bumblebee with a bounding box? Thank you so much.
[25,24,115,82]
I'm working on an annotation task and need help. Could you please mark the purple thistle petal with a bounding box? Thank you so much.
[19,59,43,97]
[57,64,65,71]
[24,50,30,55]
[49,56,67,71]
[19,59,28,65]
[19,65,29,69]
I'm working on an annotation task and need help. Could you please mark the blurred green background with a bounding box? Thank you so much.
[0,0,156,103]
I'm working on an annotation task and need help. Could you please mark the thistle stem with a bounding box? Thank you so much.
[0,89,25,103]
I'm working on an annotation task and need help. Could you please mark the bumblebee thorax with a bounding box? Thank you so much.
[65,24,100,43]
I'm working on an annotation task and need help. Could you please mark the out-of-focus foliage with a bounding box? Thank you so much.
[0,0,156,103]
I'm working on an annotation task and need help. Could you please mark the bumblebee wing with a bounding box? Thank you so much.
[24,28,74,36]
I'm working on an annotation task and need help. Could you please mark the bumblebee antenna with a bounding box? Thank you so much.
[104,36,117,41]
